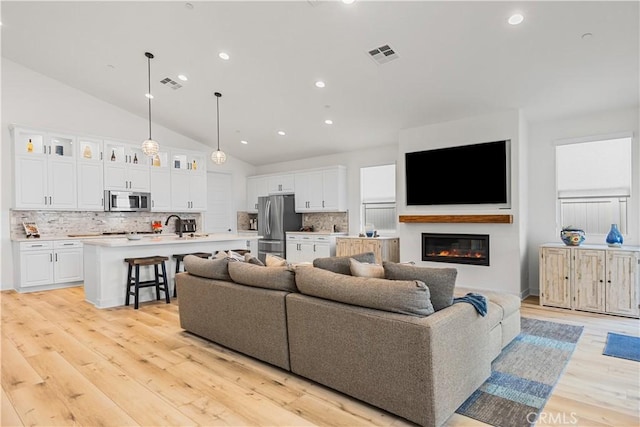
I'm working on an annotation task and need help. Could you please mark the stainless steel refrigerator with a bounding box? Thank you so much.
[257,194,302,262]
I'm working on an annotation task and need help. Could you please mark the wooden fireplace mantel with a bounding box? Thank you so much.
[398,214,513,224]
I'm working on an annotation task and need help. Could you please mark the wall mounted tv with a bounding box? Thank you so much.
[405,140,510,206]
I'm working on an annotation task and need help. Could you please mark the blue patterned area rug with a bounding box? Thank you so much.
[455,317,584,427]
[603,332,640,362]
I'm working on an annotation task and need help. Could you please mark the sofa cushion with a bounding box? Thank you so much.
[349,258,384,278]
[228,261,297,292]
[294,266,434,317]
[383,262,457,311]
[183,255,231,281]
[313,252,377,275]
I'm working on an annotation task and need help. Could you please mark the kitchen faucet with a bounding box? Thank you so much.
[165,215,183,237]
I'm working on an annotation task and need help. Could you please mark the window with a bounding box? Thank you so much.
[361,164,396,234]
[556,134,632,235]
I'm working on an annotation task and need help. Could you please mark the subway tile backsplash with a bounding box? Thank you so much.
[10,210,202,239]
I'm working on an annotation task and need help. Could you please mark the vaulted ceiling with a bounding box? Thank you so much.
[2,1,638,165]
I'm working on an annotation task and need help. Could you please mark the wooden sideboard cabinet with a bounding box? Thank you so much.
[539,243,639,318]
[336,237,400,264]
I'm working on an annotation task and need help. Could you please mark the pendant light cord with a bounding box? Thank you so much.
[215,92,222,151]
[147,55,152,140]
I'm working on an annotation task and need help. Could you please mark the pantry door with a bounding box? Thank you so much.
[205,172,233,233]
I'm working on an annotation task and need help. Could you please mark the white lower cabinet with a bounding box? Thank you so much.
[539,244,639,318]
[16,240,84,291]
[286,234,339,263]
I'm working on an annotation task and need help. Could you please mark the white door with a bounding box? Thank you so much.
[54,249,84,283]
[205,172,233,233]
[77,162,104,210]
[150,170,172,211]
[48,159,77,209]
[21,250,54,287]
[15,156,48,208]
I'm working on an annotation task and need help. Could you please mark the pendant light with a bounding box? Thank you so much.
[141,52,159,156]
[211,91,227,164]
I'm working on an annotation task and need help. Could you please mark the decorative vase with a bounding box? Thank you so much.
[560,227,585,246]
[605,224,623,247]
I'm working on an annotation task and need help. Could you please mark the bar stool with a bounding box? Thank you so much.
[124,256,170,309]
[172,252,213,297]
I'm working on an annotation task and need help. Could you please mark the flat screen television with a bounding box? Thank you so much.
[405,140,510,206]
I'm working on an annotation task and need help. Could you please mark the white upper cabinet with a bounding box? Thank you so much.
[268,174,295,194]
[169,149,207,212]
[150,150,171,211]
[247,176,269,212]
[77,137,104,211]
[103,140,150,191]
[13,127,77,210]
[294,166,347,213]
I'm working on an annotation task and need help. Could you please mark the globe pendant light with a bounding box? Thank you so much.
[141,52,159,156]
[211,91,226,164]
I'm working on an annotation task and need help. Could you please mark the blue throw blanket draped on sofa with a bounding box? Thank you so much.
[453,293,488,317]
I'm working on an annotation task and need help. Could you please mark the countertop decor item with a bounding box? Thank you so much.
[141,52,160,156]
[560,226,585,246]
[22,222,40,238]
[605,223,623,247]
[211,91,226,164]
[127,232,142,241]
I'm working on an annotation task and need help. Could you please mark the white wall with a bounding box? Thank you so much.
[526,106,640,295]
[1,59,256,290]
[397,110,524,296]
[255,144,399,236]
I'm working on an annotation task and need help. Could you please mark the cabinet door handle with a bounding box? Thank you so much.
[62,243,73,246]
[322,201,325,208]
[49,253,53,262]
[44,196,48,205]
[55,253,58,261]
[49,196,52,205]
[32,244,44,247]
[100,152,103,160]
[101,198,104,206]
[152,200,155,208]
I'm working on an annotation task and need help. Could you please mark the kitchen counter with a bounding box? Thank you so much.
[286,231,348,236]
[335,235,399,239]
[83,233,260,309]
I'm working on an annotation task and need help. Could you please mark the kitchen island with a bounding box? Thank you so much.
[83,234,260,308]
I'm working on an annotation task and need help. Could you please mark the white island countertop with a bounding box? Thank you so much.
[83,233,259,308]
[82,233,260,247]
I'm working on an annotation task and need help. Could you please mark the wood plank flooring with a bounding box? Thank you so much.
[1,287,638,426]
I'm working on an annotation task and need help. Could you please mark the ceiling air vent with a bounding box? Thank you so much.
[368,44,399,65]
[160,77,183,90]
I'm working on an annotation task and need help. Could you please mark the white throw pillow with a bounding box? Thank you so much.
[265,253,288,267]
[349,258,384,278]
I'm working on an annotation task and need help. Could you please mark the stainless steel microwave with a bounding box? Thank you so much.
[104,191,151,212]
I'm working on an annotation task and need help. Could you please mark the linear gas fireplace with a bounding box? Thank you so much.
[422,233,489,266]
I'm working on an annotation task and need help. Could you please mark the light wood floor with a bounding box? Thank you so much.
[1,287,638,427]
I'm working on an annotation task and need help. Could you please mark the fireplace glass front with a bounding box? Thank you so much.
[422,233,489,266]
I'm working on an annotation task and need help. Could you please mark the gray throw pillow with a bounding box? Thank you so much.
[183,255,231,281]
[295,266,434,317]
[228,261,297,292]
[244,253,265,266]
[383,262,457,311]
[313,252,377,275]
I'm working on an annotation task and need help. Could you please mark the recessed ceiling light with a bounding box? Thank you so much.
[581,32,593,40]
[219,52,230,60]
[278,130,286,136]
[185,3,194,10]
[177,74,188,81]
[508,14,524,25]
[342,0,355,4]
[106,64,115,69]
[145,93,154,99]
[315,80,326,88]
[324,119,333,125]
[241,140,248,145]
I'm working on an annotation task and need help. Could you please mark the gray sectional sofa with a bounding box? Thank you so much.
[175,253,521,427]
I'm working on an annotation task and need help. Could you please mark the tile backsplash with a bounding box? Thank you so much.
[10,210,202,239]
[303,212,348,233]
[235,211,348,233]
